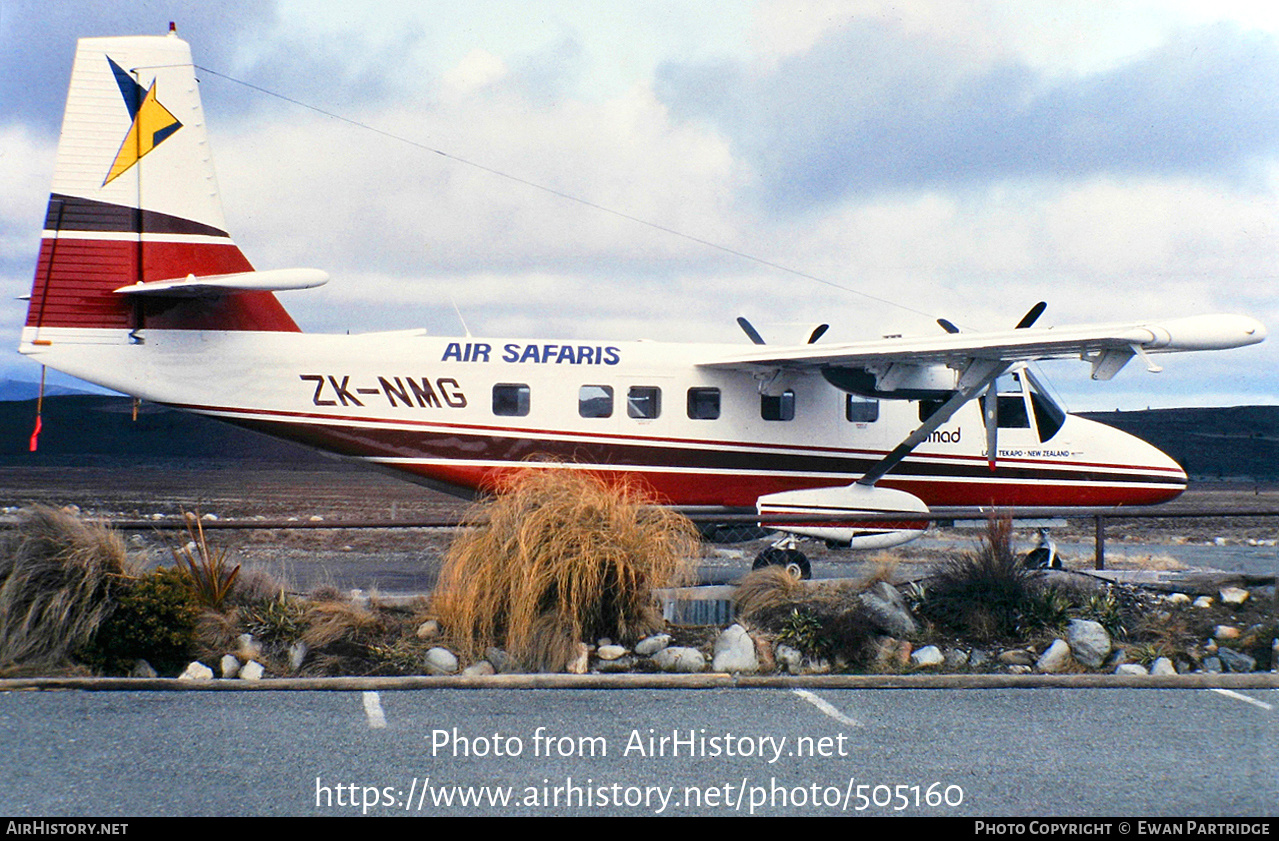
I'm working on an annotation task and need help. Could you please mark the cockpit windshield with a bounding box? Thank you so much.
[981,371,1066,442]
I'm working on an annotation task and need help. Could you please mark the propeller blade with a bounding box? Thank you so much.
[736,316,766,345]
[937,318,960,334]
[807,324,830,344]
[1016,301,1047,330]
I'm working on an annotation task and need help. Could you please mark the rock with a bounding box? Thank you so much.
[712,624,759,673]
[1150,657,1177,675]
[1008,665,1032,675]
[1067,619,1112,669]
[485,647,516,674]
[415,620,441,640]
[802,658,832,675]
[236,633,262,662]
[1036,639,1073,673]
[202,513,218,522]
[596,637,613,647]
[1193,596,1213,609]
[1219,587,1250,606]
[566,643,590,674]
[873,637,912,669]
[461,660,496,677]
[424,647,459,675]
[775,644,803,674]
[1273,640,1279,674]
[1214,625,1241,641]
[1217,648,1256,673]
[651,646,707,673]
[1165,593,1191,606]
[594,655,636,673]
[635,635,672,657]
[968,649,992,669]
[1202,656,1222,673]
[220,654,241,679]
[944,649,970,669]
[179,661,214,681]
[859,581,918,637]
[1115,663,1147,676]
[998,649,1035,667]
[288,642,308,672]
[596,644,628,661]
[910,645,944,669]
[130,659,157,678]
[239,661,265,681]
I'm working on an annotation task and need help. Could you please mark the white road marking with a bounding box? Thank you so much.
[791,689,862,727]
[1209,688,1274,711]
[363,691,387,728]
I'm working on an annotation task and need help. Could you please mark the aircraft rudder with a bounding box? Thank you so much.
[24,31,299,336]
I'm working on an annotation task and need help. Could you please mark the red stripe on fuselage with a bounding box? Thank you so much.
[180,405,1186,508]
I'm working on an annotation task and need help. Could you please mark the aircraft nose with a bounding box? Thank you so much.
[1136,434,1187,500]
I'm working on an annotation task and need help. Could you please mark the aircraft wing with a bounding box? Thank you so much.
[697,314,1265,375]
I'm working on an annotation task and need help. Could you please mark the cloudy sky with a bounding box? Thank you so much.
[2,0,1276,410]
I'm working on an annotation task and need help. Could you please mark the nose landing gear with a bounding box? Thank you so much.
[752,536,812,579]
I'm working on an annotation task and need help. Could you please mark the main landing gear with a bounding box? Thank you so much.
[752,536,812,580]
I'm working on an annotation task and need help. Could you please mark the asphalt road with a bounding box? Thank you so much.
[2,686,1275,817]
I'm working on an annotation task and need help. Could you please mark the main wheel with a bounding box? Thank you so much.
[752,547,812,580]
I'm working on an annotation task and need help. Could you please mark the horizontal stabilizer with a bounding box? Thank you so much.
[114,268,329,298]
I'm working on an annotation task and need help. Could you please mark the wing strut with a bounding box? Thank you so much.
[857,358,1010,487]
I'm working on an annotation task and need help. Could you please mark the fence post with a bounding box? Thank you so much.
[1094,515,1106,570]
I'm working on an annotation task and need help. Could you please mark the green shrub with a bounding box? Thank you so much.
[86,567,201,675]
[775,608,829,658]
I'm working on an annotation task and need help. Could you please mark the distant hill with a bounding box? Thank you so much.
[1,394,1275,480]
[1079,405,1279,481]
[0,395,330,467]
[0,378,104,402]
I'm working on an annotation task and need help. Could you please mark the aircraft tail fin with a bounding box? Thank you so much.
[23,29,300,335]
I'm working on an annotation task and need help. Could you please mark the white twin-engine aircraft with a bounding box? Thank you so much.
[20,32,1266,573]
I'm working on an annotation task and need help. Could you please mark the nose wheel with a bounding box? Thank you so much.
[752,538,812,579]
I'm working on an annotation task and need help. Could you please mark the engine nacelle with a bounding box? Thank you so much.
[822,365,957,401]
[757,484,929,549]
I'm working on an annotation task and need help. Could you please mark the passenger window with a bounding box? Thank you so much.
[845,394,879,423]
[578,385,613,418]
[687,387,720,420]
[492,383,530,417]
[627,386,661,419]
[761,390,795,421]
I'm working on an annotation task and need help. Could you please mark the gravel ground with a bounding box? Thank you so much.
[3,460,1276,593]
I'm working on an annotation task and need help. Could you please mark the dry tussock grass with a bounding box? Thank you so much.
[302,599,384,648]
[433,469,699,671]
[733,566,805,624]
[856,553,902,588]
[1102,553,1187,571]
[0,507,134,672]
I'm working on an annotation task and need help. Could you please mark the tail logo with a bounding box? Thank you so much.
[103,56,183,186]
